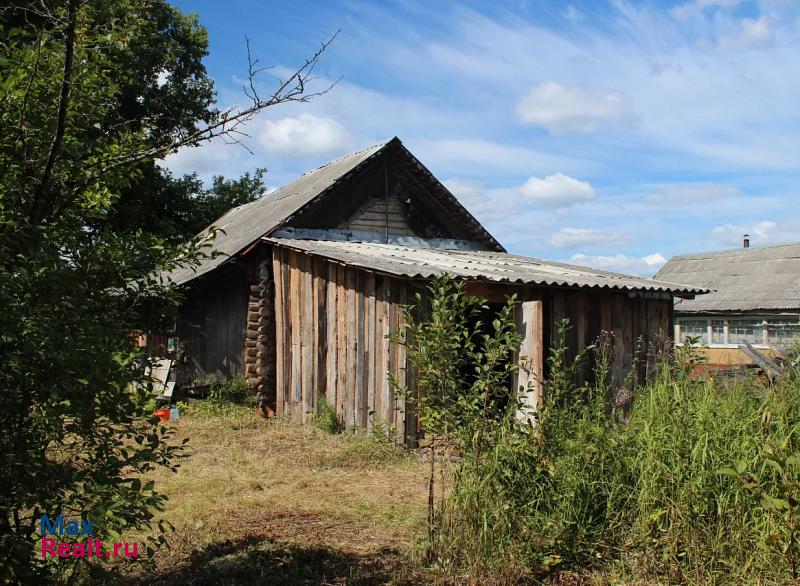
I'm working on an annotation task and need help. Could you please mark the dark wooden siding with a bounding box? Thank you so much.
[177,262,250,382]
[541,288,671,389]
[464,282,671,391]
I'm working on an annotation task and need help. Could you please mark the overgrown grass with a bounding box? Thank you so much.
[432,332,800,584]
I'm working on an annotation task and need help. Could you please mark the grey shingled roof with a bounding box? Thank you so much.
[655,243,800,312]
[168,140,390,285]
[268,238,708,295]
[168,137,502,285]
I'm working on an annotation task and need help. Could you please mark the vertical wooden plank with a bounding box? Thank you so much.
[622,296,634,385]
[365,272,376,431]
[381,277,393,424]
[373,277,384,426]
[394,284,407,443]
[302,255,314,423]
[636,297,648,385]
[336,266,347,425]
[515,299,544,423]
[355,273,367,429]
[289,251,302,420]
[612,293,626,389]
[325,262,337,404]
[272,248,285,415]
[574,292,587,386]
[314,259,326,410]
[345,268,357,429]
[281,248,292,415]
[646,298,660,376]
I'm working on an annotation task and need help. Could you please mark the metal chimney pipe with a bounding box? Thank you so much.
[743,233,750,249]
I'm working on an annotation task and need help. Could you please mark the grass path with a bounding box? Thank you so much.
[119,406,432,585]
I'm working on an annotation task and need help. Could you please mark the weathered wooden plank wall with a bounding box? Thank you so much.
[271,255,672,438]
[542,288,671,390]
[177,262,250,381]
[272,246,410,440]
[464,282,671,394]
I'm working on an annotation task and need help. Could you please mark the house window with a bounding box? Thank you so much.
[728,319,764,345]
[766,320,800,347]
[710,319,726,344]
[680,319,709,343]
[677,315,800,348]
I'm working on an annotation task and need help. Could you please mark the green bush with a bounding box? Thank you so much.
[314,395,343,434]
[207,375,253,405]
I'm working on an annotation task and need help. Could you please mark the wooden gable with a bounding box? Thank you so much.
[278,141,501,250]
[340,187,415,236]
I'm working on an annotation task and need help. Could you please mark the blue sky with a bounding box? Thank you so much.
[167,0,800,276]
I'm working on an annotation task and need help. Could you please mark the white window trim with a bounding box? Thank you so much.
[675,314,800,348]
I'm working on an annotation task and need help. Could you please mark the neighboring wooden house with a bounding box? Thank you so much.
[656,241,800,365]
[169,137,706,440]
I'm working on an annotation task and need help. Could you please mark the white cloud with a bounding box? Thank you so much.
[671,0,743,20]
[517,173,595,207]
[516,82,635,134]
[258,113,352,157]
[442,178,485,205]
[740,17,772,45]
[549,228,627,249]
[719,16,774,48]
[643,184,740,207]
[570,252,667,277]
[710,220,800,247]
[161,136,245,183]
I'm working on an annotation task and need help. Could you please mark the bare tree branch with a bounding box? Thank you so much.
[74,30,341,196]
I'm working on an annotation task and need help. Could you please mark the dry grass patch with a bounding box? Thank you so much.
[114,405,432,585]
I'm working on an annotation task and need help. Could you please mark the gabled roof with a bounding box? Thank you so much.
[269,238,709,295]
[169,137,502,285]
[655,243,800,312]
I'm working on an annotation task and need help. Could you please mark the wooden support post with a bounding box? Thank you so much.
[515,299,544,424]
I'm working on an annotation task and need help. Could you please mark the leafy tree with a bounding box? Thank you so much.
[109,167,269,245]
[0,1,334,581]
[391,275,523,560]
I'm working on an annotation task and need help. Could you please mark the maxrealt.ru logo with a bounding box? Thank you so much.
[39,515,139,559]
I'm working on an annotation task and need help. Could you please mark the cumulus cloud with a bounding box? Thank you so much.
[516,82,635,134]
[443,172,595,228]
[258,113,352,157]
[517,173,595,207]
[569,253,667,277]
[549,228,627,249]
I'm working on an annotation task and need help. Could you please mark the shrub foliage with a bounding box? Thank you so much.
[396,275,800,584]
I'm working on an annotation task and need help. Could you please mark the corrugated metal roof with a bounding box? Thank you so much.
[269,238,708,295]
[655,243,800,312]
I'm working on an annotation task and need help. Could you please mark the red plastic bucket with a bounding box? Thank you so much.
[153,408,170,423]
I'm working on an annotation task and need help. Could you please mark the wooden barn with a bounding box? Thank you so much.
[168,137,706,441]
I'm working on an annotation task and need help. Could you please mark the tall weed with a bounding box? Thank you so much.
[397,276,800,584]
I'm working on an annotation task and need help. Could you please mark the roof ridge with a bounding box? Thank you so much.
[671,241,800,260]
